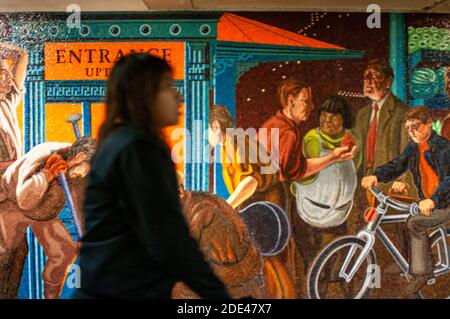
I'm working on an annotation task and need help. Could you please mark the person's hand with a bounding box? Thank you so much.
[390,181,409,194]
[361,175,378,190]
[418,199,435,216]
[332,145,357,162]
[43,153,68,182]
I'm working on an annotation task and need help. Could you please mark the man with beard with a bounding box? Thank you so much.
[0,137,96,298]
[0,42,28,298]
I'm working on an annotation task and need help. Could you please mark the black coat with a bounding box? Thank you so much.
[76,126,229,298]
[374,131,450,209]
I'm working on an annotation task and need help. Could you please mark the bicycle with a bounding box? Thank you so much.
[307,186,450,299]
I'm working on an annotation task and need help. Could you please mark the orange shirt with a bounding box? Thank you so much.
[418,143,440,198]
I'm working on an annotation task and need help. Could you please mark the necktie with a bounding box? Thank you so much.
[366,103,379,168]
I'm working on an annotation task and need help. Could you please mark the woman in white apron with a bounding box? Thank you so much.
[291,96,357,267]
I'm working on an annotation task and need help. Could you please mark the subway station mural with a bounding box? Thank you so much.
[0,11,449,299]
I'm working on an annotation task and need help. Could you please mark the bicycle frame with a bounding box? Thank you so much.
[339,187,450,283]
[430,227,449,276]
[339,202,392,282]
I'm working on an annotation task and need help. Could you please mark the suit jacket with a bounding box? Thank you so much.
[352,92,410,177]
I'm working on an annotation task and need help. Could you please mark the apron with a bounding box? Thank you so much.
[291,129,357,228]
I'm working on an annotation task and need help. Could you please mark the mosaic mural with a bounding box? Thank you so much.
[0,11,449,299]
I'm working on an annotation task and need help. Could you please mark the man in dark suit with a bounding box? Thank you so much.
[352,59,410,182]
[351,60,413,275]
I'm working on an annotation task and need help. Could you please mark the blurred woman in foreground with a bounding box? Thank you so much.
[75,53,230,299]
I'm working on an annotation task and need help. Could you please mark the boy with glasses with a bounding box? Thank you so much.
[362,106,450,296]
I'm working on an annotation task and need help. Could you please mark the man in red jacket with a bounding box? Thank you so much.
[258,79,356,295]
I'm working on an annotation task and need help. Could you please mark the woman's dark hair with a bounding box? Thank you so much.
[318,96,355,129]
[99,53,172,144]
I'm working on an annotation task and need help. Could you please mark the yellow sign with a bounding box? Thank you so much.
[44,42,185,80]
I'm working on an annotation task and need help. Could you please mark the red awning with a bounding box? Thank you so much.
[217,12,345,50]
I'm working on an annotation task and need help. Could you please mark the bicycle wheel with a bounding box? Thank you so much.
[308,236,377,299]
[418,227,450,299]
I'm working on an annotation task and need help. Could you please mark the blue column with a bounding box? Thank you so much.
[390,13,407,102]
[211,57,237,198]
[213,144,230,199]
[82,102,92,137]
[184,42,210,191]
[213,58,237,119]
[20,43,46,299]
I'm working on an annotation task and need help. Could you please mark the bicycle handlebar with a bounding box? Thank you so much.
[370,186,419,216]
